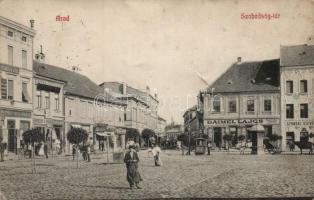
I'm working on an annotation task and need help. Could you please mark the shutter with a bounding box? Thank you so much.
[1,79,7,99]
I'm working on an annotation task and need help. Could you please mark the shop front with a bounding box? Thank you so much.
[0,109,32,153]
[283,120,314,151]
[205,118,280,151]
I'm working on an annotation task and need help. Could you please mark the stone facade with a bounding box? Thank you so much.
[280,44,314,151]
[0,16,35,153]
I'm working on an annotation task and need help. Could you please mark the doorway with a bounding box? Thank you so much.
[251,131,257,154]
[213,127,222,148]
[8,120,16,153]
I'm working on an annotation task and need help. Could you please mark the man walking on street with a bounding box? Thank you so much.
[0,137,4,162]
[207,141,212,155]
[44,142,48,159]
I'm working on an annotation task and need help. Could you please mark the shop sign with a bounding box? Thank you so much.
[33,118,46,125]
[0,109,31,118]
[286,121,314,126]
[206,118,279,126]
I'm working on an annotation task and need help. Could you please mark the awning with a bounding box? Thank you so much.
[71,124,82,128]
[248,125,265,132]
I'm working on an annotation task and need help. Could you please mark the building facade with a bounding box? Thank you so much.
[183,105,203,138]
[100,82,159,144]
[0,16,35,153]
[201,59,281,149]
[33,61,127,153]
[280,44,314,151]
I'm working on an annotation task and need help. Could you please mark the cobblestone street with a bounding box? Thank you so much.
[0,150,314,199]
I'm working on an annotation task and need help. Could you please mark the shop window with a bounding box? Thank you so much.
[286,104,294,119]
[247,99,254,112]
[228,100,237,113]
[264,99,272,112]
[300,80,308,93]
[54,94,60,110]
[300,104,308,118]
[286,81,293,94]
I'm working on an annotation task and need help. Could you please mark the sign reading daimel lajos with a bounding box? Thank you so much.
[205,118,280,126]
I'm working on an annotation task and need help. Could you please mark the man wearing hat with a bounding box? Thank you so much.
[123,143,142,189]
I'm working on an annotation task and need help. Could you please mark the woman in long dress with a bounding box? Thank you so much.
[38,143,45,156]
[123,145,142,189]
[152,145,162,166]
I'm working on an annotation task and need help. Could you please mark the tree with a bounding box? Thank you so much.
[22,128,45,173]
[67,128,88,168]
[142,128,155,148]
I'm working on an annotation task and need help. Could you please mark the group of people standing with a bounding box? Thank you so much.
[72,143,92,162]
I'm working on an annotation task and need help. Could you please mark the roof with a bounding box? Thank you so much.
[280,44,314,67]
[207,59,280,93]
[158,116,166,122]
[33,61,123,105]
[100,81,158,102]
[0,16,36,36]
[183,105,197,117]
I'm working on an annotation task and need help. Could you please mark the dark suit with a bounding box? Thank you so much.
[124,150,142,187]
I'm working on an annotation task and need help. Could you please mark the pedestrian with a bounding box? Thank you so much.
[38,142,45,157]
[123,144,142,189]
[0,138,5,162]
[207,141,212,155]
[72,144,76,160]
[81,145,87,161]
[240,139,246,155]
[87,144,91,162]
[44,142,48,159]
[152,144,162,166]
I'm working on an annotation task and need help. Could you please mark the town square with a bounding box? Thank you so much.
[0,0,314,199]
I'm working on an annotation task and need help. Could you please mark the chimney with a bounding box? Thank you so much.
[237,57,242,63]
[146,86,150,94]
[30,19,35,29]
[35,45,46,63]
[122,82,127,95]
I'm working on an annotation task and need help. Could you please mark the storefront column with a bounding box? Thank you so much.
[121,134,125,149]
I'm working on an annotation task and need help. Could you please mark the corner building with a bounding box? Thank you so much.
[0,16,35,153]
[201,59,281,149]
[280,44,314,151]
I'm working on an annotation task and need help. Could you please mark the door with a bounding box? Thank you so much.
[251,132,257,154]
[7,120,16,153]
[213,128,222,148]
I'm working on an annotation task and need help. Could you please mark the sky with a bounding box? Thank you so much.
[0,0,313,123]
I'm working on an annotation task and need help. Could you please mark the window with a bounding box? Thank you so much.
[300,80,308,93]
[247,99,254,112]
[8,46,13,65]
[300,104,308,118]
[22,82,30,103]
[7,30,13,37]
[21,36,27,42]
[22,50,27,68]
[286,104,294,119]
[213,97,221,112]
[1,79,7,99]
[8,80,14,100]
[55,94,59,110]
[45,94,50,109]
[228,100,237,113]
[286,81,293,94]
[36,91,42,108]
[264,99,272,112]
